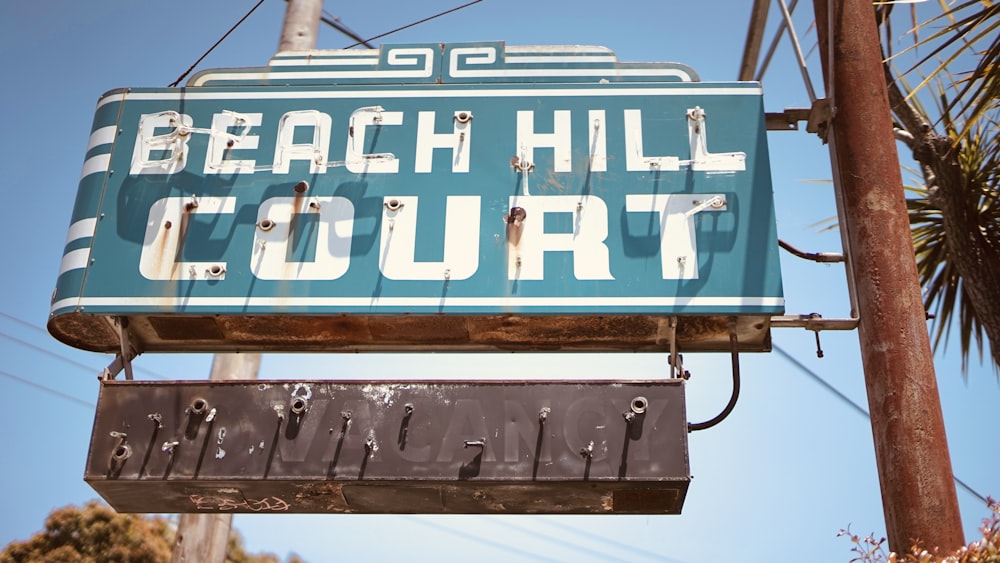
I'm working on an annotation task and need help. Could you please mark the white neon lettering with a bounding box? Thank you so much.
[130,112,192,175]
[204,111,261,174]
[624,109,681,171]
[345,106,403,174]
[414,110,471,173]
[508,195,614,281]
[625,193,726,279]
[379,195,480,280]
[251,196,355,280]
[273,110,332,174]
[516,110,572,172]
[588,109,607,172]
[686,106,746,172]
[139,197,236,280]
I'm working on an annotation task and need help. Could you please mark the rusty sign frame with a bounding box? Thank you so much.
[87,379,689,514]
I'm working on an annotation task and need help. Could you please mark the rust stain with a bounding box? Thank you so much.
[51,312,772,354]
[291,482,350,512]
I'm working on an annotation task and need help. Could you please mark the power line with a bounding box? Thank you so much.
[0,313,171,380]
[0,310,51,336]
[0,330,104,376]
[342,0,484,49]
[320,9,373,48]
[403,516,563,563]
[773,343,869,419]
[0,368,94,409]
[168,0,267,87]
[773,343,990,505]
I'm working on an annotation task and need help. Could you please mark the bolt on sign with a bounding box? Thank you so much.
[49,42,783,353]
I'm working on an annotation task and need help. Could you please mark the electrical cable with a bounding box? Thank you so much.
[0,368,94,409]
[489,519,671,563]
[0,312,170,380]
[403,516,563,563]
[320,9,373,48]
[688,318,742,431]
[168,0,267,87]
[0,331,108,376]
[0,310,54,335]
[342,0,484,49]
[773,343,990,505]
[169,0,483,86]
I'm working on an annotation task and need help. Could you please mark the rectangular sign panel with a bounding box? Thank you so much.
[87,379,689,514]
[50,42,782,353]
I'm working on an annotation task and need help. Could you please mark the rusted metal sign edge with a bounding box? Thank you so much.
[50,313,773,353]
[87,380,690,514]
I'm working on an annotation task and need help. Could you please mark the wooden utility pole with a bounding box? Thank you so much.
[811,0,964,552]
[170,353,262,562]
[278,0,323,53]
[172,2,322,561]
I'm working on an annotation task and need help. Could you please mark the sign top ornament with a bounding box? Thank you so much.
[190,42,699,87]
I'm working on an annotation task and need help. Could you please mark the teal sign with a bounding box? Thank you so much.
[50,42,783,353]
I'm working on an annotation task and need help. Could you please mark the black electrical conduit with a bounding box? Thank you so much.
[688,317,742,432]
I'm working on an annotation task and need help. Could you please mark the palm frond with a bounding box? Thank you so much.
[891,2,1000,139]
[906,101,1000,370]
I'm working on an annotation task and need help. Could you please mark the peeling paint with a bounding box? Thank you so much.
[291,382,313,400]
[361,384,396,407]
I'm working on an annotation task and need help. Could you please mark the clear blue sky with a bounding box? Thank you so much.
[0,1,996,562]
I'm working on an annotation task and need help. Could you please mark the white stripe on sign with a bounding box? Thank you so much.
[87,126,118,150]
[64,218,97,246]
[51,296,784,311]
[58,248,91,276]
[80,154,110,180]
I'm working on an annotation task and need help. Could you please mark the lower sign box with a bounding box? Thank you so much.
[87,380,689,514]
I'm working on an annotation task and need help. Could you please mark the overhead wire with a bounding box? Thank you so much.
[168,0,267,87]
[0,369,94,410]
[403,516,563,563]
[488,518,669,563]
[1,331,110,376]
[342,0,484,49]
[773,343,990,505]
[320,9,373,48]
[0,311,169,380]
[747,0,991,509]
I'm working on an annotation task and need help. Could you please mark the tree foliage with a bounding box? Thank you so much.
[841,499,999,562]
[0,501,304,563]
[878,0,1000,370]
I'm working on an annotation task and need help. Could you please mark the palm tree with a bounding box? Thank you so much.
[877,1,1000,370]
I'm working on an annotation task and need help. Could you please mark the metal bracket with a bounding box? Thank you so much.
[778,239,845,263]
[765,98,832,140]
[668,316,678,379]
[667,317,690,380]
[770,313,859,359]
[770,313,858,332]
[101,317,139,381]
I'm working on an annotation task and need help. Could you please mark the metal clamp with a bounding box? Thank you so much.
[101,317,139,381]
